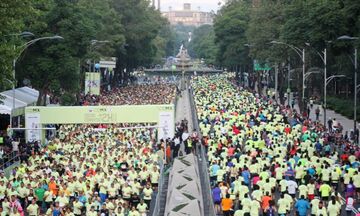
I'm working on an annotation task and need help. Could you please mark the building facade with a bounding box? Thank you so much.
[162,3,214,27]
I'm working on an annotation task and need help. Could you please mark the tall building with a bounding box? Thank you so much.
[162,3,214,27]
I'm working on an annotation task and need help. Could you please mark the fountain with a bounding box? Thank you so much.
[175,44,193,70]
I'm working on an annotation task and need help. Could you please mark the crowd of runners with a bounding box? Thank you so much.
[193,74,360,216]
[0,123,164,216]
[80,84,176,106]
[0,75,181,216]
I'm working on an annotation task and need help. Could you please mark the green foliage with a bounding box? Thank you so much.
[247,1,288,64]
[188,25,218,65]
[60,92,76,106]
[214,0,252,67]
[0,0,35,91]
[210,0,360,110]
[327,96,360,121]
[172,24,196,54]
[1,0,172,105]
[152,19,176,64]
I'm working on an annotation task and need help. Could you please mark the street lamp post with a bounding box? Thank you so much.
[304,43,331,125]
[11,34,63,128]
[86,40,110,94]
[337,35,359,131]
[89,40,110,72]
[270,41,306,103]
[2,32,35,128]
[324,75,346,124]
[287,57,291,106]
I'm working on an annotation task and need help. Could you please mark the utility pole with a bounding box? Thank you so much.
[287,57,291,106]
[275,65,278,103]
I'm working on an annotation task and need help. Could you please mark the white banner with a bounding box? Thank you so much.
[158,111,174,141]
[25,113,41,142]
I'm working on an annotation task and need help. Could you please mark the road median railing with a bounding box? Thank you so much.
[150,158,166,216]
[188,77,216,216]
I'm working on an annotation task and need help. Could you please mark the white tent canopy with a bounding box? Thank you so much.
[0,87,40,115]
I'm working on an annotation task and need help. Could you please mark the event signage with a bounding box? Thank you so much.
[85,72,101,95]
[25,112,41,142]
[25,105,175,141]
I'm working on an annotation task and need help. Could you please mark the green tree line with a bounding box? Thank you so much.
[0,0,175,105]
[189,0,360,111]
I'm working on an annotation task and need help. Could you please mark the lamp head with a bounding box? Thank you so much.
[52,35,64,40]
[20,32,34,37]
[337,35,359,40]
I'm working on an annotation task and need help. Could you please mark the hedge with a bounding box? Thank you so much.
[326,96,360,121]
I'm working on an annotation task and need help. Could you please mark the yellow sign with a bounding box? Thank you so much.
[85,72,101,95]
[25,105,174,124]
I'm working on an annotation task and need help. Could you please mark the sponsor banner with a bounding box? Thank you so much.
[25,112,41,142]
[85,72,101,95]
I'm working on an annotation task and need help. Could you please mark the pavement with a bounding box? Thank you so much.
[261,86,359,133]
[175,78,193,155]
[296,102,358,133]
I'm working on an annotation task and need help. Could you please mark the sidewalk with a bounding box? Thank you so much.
[175,79,193,155]
[261,86,358,133]
[297,103,358,133]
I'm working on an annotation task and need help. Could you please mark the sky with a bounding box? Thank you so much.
[160,0,225,12]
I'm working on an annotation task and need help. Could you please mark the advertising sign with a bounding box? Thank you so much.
[25,112,41,142]
[85,72,101,95]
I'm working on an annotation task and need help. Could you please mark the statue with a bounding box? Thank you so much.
[175,42,192,69]
[176,43,190,59]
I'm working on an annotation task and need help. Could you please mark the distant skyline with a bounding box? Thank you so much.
[160,0,226,12]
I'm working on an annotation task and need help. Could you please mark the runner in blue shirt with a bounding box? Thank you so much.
[295,196,310,216]
[242,167,251,186]
[212,184,222,214]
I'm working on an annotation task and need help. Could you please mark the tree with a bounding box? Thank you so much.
[17,0,99,105]
[111,0,171,83]
[214,0,252,69]
[0,0,34,92]
[188,25,218,65]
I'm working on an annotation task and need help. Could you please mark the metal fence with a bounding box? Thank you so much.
[150,158,165,216]
[188,80,216,216]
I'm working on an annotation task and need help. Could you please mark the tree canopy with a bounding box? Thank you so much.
[206,0,360,108]
[1,0,173,105]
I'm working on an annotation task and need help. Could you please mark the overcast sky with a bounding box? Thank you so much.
[160,0,225,12]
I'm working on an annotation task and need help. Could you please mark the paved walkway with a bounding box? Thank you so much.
[175,78,193,155]
[296,102,358,133]
[262,86,358,133]
[175,79,193,131]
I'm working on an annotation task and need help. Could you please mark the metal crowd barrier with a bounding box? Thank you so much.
[151,158,165,216]
[188,81,216,216]
[0,153,21,173]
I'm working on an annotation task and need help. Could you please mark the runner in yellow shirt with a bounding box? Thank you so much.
[319,182,332,201]
[277,194,289,216]
[73,198,83,216]
[136,200,148,215]
[327,196,341,216]
[26,199,40,216]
